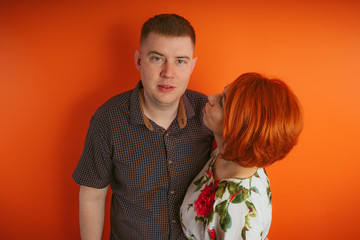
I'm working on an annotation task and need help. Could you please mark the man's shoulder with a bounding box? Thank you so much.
[92,89,133,120]
[183,89,208,120]
[184,89,207,103]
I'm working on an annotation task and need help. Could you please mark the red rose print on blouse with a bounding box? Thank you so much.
[208,228,216,239]
[194,183,218,218]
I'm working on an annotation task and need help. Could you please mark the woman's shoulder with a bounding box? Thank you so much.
[213,168,271,212]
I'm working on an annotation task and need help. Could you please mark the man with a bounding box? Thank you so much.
[73,14,213,239]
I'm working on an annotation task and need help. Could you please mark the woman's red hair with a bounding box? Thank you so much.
[222,73,303,167]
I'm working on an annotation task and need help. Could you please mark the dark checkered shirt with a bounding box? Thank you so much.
[73,81,213,240]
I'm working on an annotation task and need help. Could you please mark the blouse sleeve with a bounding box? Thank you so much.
[209,197,265,240]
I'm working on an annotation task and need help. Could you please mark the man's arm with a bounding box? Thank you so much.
[79,185,108,240]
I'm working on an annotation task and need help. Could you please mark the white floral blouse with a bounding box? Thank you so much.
[180,149,272,240]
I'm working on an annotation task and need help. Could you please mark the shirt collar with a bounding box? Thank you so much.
[129,81,194,131]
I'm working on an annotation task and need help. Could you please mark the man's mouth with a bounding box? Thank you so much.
[158,84,175,91]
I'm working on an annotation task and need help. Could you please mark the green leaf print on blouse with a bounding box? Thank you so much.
[193,178,261,232]
[216,181,227,198]
[193,176,206,192]
[267,178,272,205]
[215,200,232,231]
[241,201,257,239]
[217,181,259,232]
[189,161,266,239]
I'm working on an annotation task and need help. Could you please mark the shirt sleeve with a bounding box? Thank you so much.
[72,115,113,189]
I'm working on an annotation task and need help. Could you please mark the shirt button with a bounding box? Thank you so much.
[170,191,175,194]
[172,220,176,223]
[165,133,169,136]
[168,160,173,164]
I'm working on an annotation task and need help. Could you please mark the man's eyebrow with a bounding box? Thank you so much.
[147,51,164,56]
[176,56,190,60]
[147,51,190,59]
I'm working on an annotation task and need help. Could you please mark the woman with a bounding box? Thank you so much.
[180,72,303,240]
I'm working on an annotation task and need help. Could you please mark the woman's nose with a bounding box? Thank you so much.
[207,95,215,106]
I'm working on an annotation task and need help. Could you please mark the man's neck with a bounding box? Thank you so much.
[139,89,179,130]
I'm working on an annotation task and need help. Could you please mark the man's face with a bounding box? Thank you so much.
[135,32,197,109]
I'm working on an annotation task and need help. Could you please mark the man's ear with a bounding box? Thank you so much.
[190,57,197,73]
[135,50,141,71]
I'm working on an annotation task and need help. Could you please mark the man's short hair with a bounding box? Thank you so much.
[140,13,196,47]
[222,72,304,167]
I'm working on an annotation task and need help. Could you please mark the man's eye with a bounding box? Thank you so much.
[150,56,165,63]
[152,56,162,61]
[177,59,187,64]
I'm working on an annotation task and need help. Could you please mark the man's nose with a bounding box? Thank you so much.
[160,62,175,78]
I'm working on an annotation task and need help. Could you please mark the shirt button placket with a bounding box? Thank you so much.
[164,130,178,232]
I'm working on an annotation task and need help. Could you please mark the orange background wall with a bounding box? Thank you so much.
[1,1,359,239]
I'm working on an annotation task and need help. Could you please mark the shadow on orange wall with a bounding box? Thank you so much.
[57,23,139,239]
